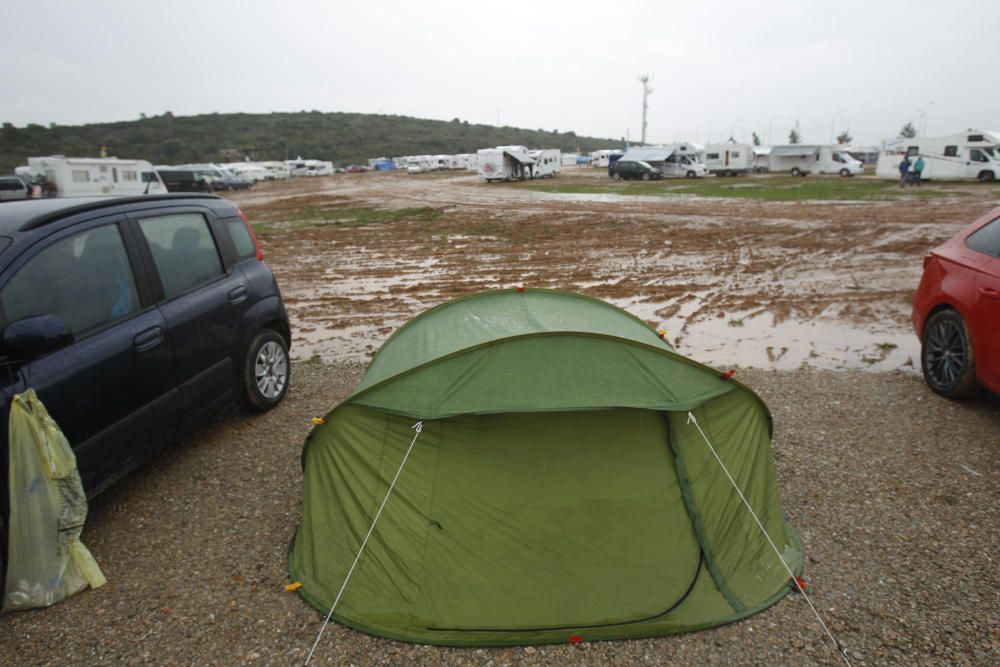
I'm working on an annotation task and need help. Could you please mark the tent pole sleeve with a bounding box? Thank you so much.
[684,412,851,666]
[304,420,424,665]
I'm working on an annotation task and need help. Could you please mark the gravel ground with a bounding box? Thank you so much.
[1,361,997,666]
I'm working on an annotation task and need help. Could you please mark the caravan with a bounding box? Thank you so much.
[875,130,1000,182]
[17,156,166,197]
[768,145,863,176]
[704,143,754,176]
[477,146,535,182]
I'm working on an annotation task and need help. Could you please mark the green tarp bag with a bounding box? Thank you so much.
[3,389,106,612]
[290,288,802,645]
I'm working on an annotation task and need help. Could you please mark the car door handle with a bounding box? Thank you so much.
[229,285,248,305]
[979,286,1000,300]
[134,326,164,352]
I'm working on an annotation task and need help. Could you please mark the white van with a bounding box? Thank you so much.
[769,145,863,176]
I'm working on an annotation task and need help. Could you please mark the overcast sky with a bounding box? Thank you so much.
[3,1,999,147]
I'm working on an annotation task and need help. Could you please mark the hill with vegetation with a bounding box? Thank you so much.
[0,111,620,173]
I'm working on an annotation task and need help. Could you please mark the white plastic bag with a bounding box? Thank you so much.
[3,388,106,612]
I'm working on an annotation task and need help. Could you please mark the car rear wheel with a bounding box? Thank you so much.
[790,167,802,177]
[839,168,850,177]
[612,172,621,180]
[686,171,695,179]
[641,173,650,181]
[243,329,290,411]
[921,310,982,399]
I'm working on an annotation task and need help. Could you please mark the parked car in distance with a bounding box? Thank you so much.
[0,194,291,571]
[611,160,663,181]
[0,177,29,202]
[156,169,214,193]
[912,206,1000,398]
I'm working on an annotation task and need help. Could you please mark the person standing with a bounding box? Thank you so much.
[911,155,925,186]
[898,156,910,188]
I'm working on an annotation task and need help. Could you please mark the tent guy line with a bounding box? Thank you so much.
[304,420,425,666]
[685,412,851,667]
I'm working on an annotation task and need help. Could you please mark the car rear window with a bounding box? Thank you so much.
[0,179,26,191]
[966,217,1000,259]
[225,219,256,259]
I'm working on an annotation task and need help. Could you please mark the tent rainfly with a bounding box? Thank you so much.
[289,288,803,646]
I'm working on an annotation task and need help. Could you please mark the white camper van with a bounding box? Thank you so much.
[477,146,535,182]
[405,156,434,174]
[285,159,334,176]
[589,149,623,169]
[704,143,754,176]
[875,130,1000,182]
[257,161,292,179]
[528,149,562,178]
[617,144,708,178]
[768,145,863,176]
[18,156,166,197]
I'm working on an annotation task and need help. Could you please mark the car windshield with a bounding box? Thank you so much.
[637,161,653,169]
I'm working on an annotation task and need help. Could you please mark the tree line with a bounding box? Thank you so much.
[0,111,620,174]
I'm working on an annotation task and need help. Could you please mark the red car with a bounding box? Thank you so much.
[912,206,1000,398]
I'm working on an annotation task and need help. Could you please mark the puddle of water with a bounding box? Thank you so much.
[607,295,918,372]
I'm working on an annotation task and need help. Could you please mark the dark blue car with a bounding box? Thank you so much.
[0,194,291,564]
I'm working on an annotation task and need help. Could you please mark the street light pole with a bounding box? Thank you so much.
[829,108,847,143]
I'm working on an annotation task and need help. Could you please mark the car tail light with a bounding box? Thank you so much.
[237,208,264,261]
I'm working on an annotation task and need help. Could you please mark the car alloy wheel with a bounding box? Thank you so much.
[244,329,290,411]
[255,341,287,399]
[921,310,982,399]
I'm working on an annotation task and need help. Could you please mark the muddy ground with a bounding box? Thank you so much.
[231,168,1000,373]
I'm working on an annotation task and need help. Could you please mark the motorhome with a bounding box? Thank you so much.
[447,154,476,170]
[561,153,581,167]
[228,163,272,182]
[257,161,292,179]
[528,149,562,178]
[768,145,863,176]
[616,144,708,178]
[875,130,1000,182]
[589,149,624,169]
[477,146,535,182]
[404,156,434,174]
[284,159,334,176]
[703,143,755,176]
[17,156,166,197]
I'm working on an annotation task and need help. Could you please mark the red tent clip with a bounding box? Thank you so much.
[721,369,736,381]
[568,634,584,644]
[792,576,808,592]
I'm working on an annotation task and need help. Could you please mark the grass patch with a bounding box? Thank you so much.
[522,176,964,201]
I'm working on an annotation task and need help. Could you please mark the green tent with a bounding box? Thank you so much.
[290,288,803,646]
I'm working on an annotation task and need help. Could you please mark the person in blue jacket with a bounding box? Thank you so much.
[898,156,911,188]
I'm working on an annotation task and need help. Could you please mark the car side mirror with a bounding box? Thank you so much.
[1,314,74,361]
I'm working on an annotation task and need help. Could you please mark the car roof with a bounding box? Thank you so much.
[0,194,221,236]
